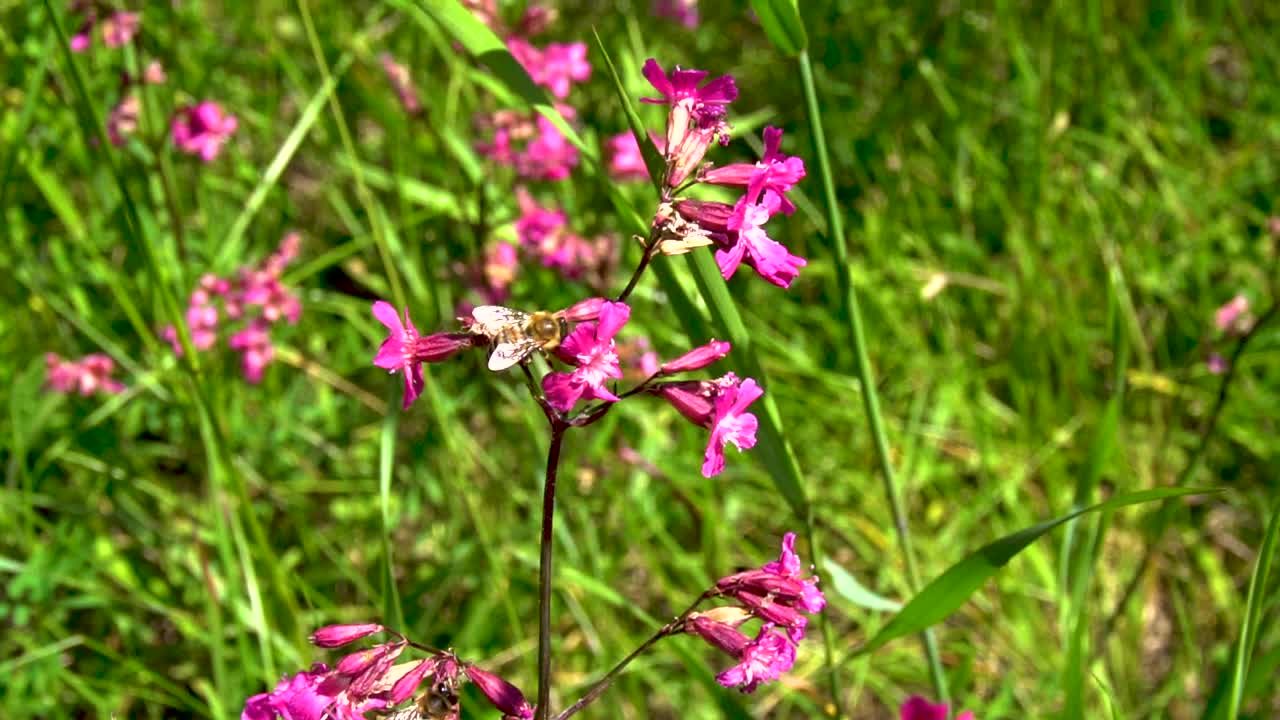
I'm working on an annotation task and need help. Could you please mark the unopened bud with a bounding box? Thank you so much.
[560,296,606,323]
[388,659,437,704]
[309,623,385,648]
[660,340,730,374]
[465,666,535,719]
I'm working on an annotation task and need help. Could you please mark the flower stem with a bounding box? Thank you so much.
[535,425,567,720]
[615,231,660,303]
[797,49,948,706]
[552,592,711,720]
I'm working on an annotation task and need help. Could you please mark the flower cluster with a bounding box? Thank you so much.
[638,60,808,288]
[162,233,303,382]
[171,101,239,162]
[652,0,700,28]
[44,352,125,396]
[514,188,617,286]
[69,3,140,53]
[685,533,825,692]
[243,624,534,720]
[470,4,590,182]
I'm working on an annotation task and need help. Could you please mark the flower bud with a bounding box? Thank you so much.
[560,296,606,323]
[309,623,385,648]
[388,659,437,705]
[415,332,482,362]
[465,666,535,719]
[685,614,749,658]
[735,590,808,642]
[674,199,733,233]
[348,642,406,696]
[650,381,717,427]
[660,340,730,374]
[336,641,401,678]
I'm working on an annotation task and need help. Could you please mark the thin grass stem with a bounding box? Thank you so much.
[535,425,567,720]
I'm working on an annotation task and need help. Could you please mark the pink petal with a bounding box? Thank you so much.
[372,301,404,335]
[595,301,631,341]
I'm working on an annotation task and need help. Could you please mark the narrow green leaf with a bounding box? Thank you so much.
[590,29,666,194]
[858,487,1219,655]
[1225,495,1280,719]
[822,557,902,613]
[749,0,808,55]
[379,393,405,630]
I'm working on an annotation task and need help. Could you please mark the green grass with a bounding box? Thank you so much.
[3,0,1280,718]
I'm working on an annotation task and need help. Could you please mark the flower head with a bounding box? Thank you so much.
[901,696,976,720]
[171,102,238,162]
[44,353,126,396]
[1214,294,1252,335]
[653,0,700,28]
[380,53,422,114]
[713,625,796,693]
[718,186,806,288]
[465,666,535,720]
[228,320,274,384]
[373,301,425,409]
[718,532,826,613]
[515,114,579,181]
[703,376,762,477]
[542,301,631,412]
[107,94,140,146]
[701,126,806,215]
[640,58,737,124]
[100,11,140,48]
[606,132,649,182]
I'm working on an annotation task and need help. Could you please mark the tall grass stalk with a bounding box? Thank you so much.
[797,49,949,704]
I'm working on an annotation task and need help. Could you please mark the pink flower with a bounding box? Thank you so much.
[143,60,167,84]
[228,320,274,384]
[44,353,126,396]
[717,532,826,615]
[515,189,568,250]
[70,28,93,52]
[242,276,302,324]
[107,94,140,146]
[702,376,762,477]
[373,301,425,409]
[716,185,806,288]
[640,58,737,125]
[606,132,649,181]
[541,301,631,412]
[515,115,578,180]
[1207,352,1228,375]
[509,39,591,99]
[650,379,718,426]
[380,53,422,114]
[1214,294,1251,334]
[171,102,238,162]
[100,11,140,48]
[482,241,519,302]
[653,0,700,28]
[464,666,535,720]
[702,126,806,214]
[241,663,334,720]
[714,625,796,693]
[901,696,976,720]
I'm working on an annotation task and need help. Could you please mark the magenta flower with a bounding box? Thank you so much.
[651,378,718,426]
[464,666,535,720]
[653,0,700,27]
[515,114,579,180]
[373,301,425,409]
[901,696,976,720]
[718,186,806,288]
[143,60,167,84]
[243,275,302,324]
[714,625,796,693]
[702,376,762,477]
[228,320,274,384]
[541,301,631,412]
[561,296,607,323]
[640,58,737,125]
[717,532,826,616]
[171,102,238,162]
[515,188,568,251]
[44,353,126,396]
[107,94,140,146]
[702,126,806,215]
[380,53,422,114]
[540,42,591,99]
[241,663,335,720]
[100,11,140,48]
[1207,351,1228,375]
[70,25,93,52]
[606,132,649,181]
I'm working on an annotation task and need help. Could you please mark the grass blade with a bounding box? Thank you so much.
[1223,495,1280,719]
[858,487,1219,655]
[748,0,808,56]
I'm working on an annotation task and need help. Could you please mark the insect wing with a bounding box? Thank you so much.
[488,339,540,371]
[469,305,527,337]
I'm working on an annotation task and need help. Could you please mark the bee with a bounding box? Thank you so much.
[468,305,569,372]
[379,679,460,720]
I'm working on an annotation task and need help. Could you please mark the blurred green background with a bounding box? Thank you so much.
[2,0,1278,718]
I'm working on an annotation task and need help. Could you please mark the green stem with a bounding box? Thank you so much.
[798,50,948,706]
[535,424,567,720]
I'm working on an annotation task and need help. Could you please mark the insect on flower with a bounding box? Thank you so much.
[468,305,570,372]
[379,678,461,720]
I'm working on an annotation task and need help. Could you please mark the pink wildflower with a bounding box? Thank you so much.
[44,353,125,396]
[653,0,700,27]
[373,301,425,409]
[640,58,737,125]
[228,320,274,384]
[1207,352,1228,375]
[100,11,140,48]
[606,132,649,181]
[1214,294,1252,334]
[702,126,806,214]
[660,340,730,374]
[70,26,93,52]
[702,376,762,477]
[541,301,631,412]
[241,663,335,720]
[107,94,140,146]
[711,182,806,288]
[483,241,519,302]
[243,276,302,324]
[717,532,826,615]
[901,696,976,720]
[380,53,422,114]
[713,625,796,693]
[515,188,568,250]
[515,115,578,181]
[650,378,718,426]
[539,42,591,99]
[143,60,167,84]
[171,102,238,162]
